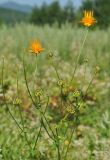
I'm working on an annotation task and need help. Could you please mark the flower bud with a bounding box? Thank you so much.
[35,89,43,97]
[57,79,65,87]
[66,105,75,114]
[73,91,80,98]
[13,98,22,105]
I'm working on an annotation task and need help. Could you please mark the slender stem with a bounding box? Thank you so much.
[80,61,87,91]
[23,55,37,107]
[34,56,56,138]
[52,64,64,112]
[60,86,63,110]
[53,64,60,80]
[16,67,19,97]
[41,119,55,141]
[61,114,75,156]
[58,115,70,156]
[16,69,32,150]
[33,55,38,90]
[1,57,23,131]
[33,96,49,150]
[33,122,42,150]
[63,127,75,160]
[18,104,32,150]
[84,62,87,83]
[60,124,69,155]
[64,99,79,160]
[23,54,55,140]
[56,128,61,160]
[84,75,95,98]
[71,29,89,83]
[40,110,56,138]
[35,55,38,76]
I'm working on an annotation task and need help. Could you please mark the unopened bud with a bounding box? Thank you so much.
[94,66,100,74]
[13,98,22,105]
[57,79,65,87]
[73,91,80,98]
[48,52,53,58]
[35,89,43,97]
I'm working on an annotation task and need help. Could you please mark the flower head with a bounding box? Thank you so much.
[80,10,97,27]
[30,40,44,54]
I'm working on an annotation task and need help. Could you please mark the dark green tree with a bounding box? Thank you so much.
[39,2,48,24]
[30,0,75,26]
[47,1,62,26]
[63,0,75,23]
[30,6,41,24]
[80,0,94,10]
[94,0,110,28]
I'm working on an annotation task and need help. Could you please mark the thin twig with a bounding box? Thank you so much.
[56,128,61,160]
[33,96,50,150]
[16,69,32,150]
[23,54,56,140]
[71,29,89,83]
[1,57,23,131]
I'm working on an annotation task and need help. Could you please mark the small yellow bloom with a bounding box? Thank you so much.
[13,98,22,105]
[80,10,97,27]
[30,40,44,54]
[64,140,69,145]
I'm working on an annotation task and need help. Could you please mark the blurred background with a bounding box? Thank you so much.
[0,1,110,159]
[0,0,110,28]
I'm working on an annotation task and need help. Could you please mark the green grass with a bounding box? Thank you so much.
[0,24,110,160]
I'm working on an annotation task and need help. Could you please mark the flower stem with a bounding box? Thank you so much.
[16,69,32,150]
[71,29,89,83]
[1,57,23,131]
[56,128,61,160]
[53,64,60,80]
[23,54,56,141]
[33,96,49,150]
[84,75,95,98]
[64,100,79,160]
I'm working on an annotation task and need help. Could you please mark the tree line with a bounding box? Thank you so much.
[30,0,110,29]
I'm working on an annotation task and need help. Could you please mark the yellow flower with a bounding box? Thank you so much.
[64,140,69,145]
[80,10,97,27]
[30,40,44,54]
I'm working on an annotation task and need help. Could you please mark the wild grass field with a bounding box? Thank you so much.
[0,23,110,160]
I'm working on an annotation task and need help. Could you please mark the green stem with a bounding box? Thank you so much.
[33,96,49,150]
[42,119,55,141]
[84,75,95,98]
[33,55,38,90]
[63,127,75,160]
[16,70,32,150]
[18,104,32,150]
[35,55,38,76]
[80,61,87,91]
[64,100,79,160]
[40,109,56,138]
[53,64,60,80]
[52,64,64,111]
[56,128,61,160]
[1,57,23,131]
[23,55,37,107]
[71,29,89,83]
[61,114,75,156]
[33,121,42,150]
[23,54,55,140]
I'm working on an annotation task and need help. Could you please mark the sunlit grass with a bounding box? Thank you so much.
[0,23,110,160]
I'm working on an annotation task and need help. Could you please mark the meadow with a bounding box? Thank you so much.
[0,23,110,160]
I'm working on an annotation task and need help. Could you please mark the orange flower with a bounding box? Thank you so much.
[30,40,44,54]
[80,10,97,27]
